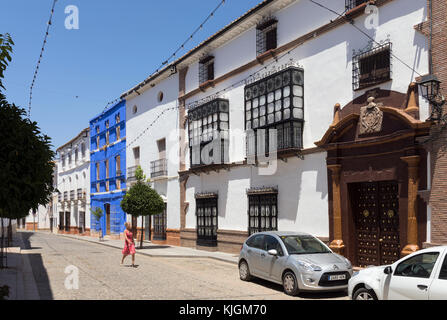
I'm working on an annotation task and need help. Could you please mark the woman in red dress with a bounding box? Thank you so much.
[121,222,136,267]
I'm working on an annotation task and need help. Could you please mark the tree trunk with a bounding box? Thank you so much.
[7,219,12,248]
[0,219,4,269]
[140,217,144,249]
[149,215,152,243]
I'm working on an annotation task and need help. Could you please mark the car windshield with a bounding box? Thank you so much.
[280,235,331,255]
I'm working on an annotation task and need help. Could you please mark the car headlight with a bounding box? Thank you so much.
[343,257,352,269]
[297,261,322,272]
[352,271,359,277]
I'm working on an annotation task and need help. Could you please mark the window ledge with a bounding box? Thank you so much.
[199,79,215,92]
[354,78,392,92]
[345,1,370,17]
[256,48,277,64]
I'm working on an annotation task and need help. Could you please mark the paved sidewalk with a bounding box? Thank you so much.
[41,231,239,265]
[0,232,40,300]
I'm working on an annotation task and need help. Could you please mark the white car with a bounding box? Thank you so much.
[348,246,447,300]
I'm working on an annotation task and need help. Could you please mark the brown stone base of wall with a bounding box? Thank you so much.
[132,228,181,246]
[89,230,123,240]
[180,229,330,254]
[217,230,249,254]
[57,227,86,235]
[105,233,123,240]
[180,229,249,254]
[25,223,38,231]
[151,229,181,246]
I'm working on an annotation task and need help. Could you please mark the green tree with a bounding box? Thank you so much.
[120,166,164,248]
[90,207,104,241]
[0,33,55,268]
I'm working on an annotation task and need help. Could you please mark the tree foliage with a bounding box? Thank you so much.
[0,33,13,90]
[120,166,164,247]
[120,181,164,219]
[0,33,55,268]
[0,33,55,220]
[90,207,104,240]
[90,207,103,222]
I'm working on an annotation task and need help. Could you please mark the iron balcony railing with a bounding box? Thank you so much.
[70,190,75,200]
[127,166,138,182]
[63,191,68,201]
[150,159,168,178]
[77,188,85,200]
[58,193,62,203]
[345,0,368,11]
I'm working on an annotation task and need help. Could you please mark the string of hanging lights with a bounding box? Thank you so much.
[90,0,226,126]
[28,0,58,117]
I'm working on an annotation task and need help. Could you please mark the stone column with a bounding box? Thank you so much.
[328,164,346,255]
[401,155,421,256]
[178,67,188,230]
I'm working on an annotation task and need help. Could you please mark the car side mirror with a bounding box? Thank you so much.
[268,249,278,256]
[384,266,393,275]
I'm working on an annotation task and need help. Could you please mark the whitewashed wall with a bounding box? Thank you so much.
[183,0,429,237]
[125,73,181,230]
[56,131,91,229]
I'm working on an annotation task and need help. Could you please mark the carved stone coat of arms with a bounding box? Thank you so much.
[359,97,384,135]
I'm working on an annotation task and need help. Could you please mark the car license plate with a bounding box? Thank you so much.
[329,274,346,281]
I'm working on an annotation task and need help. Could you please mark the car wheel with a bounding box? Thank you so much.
[239,260,252,281]
[353,288,378,300]
[282,271,299,296]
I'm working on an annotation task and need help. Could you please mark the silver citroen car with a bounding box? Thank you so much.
[239,231,353,296]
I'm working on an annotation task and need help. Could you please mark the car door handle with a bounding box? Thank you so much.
[261,253,266,257]
[417,285,428,291]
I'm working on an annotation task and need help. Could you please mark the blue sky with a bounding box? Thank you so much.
[0,0,262,150]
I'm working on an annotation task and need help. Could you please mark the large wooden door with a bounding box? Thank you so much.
[153,203,167,240]
[59,212,64,230]
[65,212,70,232]
[352,181,400,267]
[105,204,111,235]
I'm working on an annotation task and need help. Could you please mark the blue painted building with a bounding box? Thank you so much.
[89,100,127,237]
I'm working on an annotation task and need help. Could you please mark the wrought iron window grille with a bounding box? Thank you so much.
[345,0,369,11]
[256,17,278,56]
[353,41,392,90]
[248,192,278,236]
[196,196,218,247]
[195,192,218,199]
[246,186,278,195]
[199,56,215,85]
[150,158,168,178]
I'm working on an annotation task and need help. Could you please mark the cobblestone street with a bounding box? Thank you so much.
[20,231,348,300]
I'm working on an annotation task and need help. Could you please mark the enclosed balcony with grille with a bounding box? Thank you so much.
[245,66,304,159]
[188,98,229,168]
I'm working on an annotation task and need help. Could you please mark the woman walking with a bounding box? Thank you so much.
[121,222,136,267]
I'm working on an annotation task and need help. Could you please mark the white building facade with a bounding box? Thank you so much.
[122,71,181,245]
[21,162,58,232]
[56,128,91,235]
[124,0,432,266]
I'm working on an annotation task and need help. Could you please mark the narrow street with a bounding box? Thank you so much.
[20,231,347,300]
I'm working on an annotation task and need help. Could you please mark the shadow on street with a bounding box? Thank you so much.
[250,277,348,300]
[19,231,53,300]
